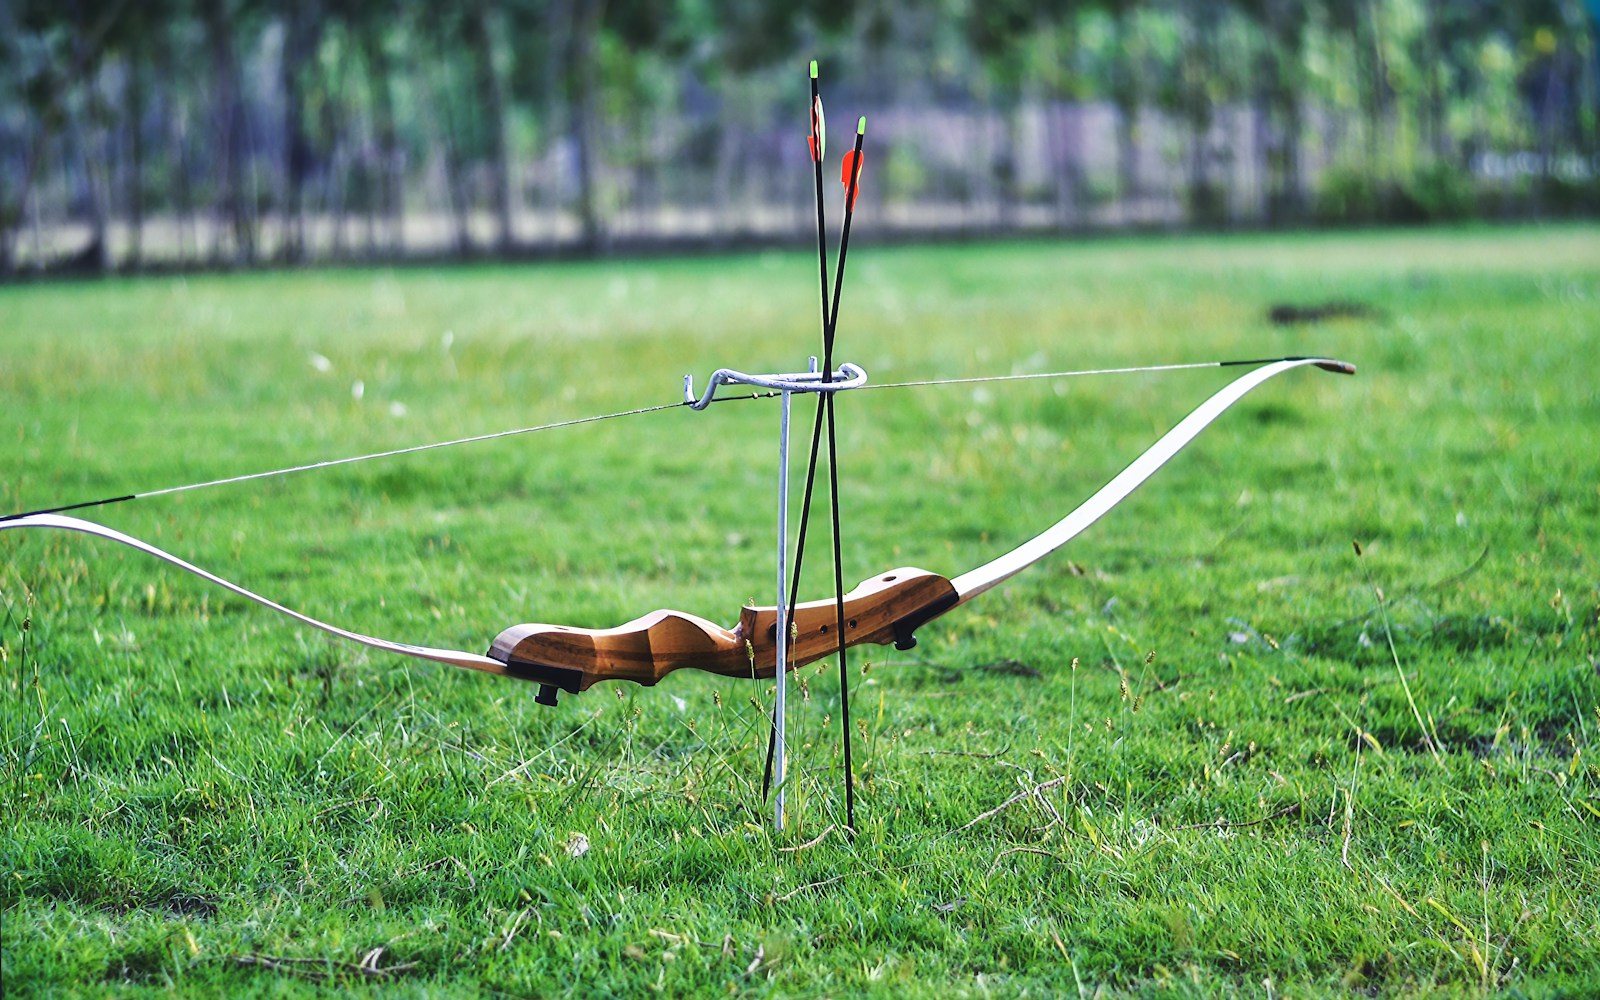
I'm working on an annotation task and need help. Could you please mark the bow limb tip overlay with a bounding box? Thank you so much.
[2,357,1353,705]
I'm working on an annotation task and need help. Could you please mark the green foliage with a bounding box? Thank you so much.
[1314,166,1382,222]
[1398,164,1479,222]
[6,0,1599,275]
[1,228,1597,996]
[1317,163,1483,223]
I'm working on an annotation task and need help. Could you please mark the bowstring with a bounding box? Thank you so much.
[2,394,772,523]
[861,358,1312,391]
[5,361,1300,524]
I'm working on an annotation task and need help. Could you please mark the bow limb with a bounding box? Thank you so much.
[0,512,512,677]
[950,356,1354,603]
[489,357,1355,695]
[3,357,1353,701]
[1,510,959,701]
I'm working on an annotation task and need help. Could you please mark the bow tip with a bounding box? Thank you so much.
[1315,360,1357,376]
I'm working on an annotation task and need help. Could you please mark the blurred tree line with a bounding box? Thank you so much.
[1,0,1595,274]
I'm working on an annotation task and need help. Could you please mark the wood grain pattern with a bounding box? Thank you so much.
[488,567,958,693]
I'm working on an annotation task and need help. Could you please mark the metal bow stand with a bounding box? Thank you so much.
[686,358,868,831]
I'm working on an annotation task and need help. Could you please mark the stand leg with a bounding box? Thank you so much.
[773,389,792,832]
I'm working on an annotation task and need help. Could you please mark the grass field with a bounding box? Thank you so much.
[2,225,1597,997]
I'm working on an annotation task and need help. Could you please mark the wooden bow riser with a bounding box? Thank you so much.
[489,567,959,695]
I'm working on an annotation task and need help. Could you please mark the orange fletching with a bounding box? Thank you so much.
[840,150,865,209]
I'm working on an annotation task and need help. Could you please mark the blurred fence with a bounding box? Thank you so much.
[4,2,1596,274]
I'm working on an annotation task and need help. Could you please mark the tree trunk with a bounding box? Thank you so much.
[0,157,11,275]
[1181,2,1222,226]
[1280,86,1304,220]
[67,25,110,271]
[71,84,111,271]
[1111,8,1140,216]
[4,3,118,274]
[126,54,146,268]
[280,0,320,262]
[1251,57,1271,224]
[363,30,404,255]
[540,0,572,246]
[3,118,51,276]
[1000,95,1022,229]
[711,103,735,245]
[1051,16,1087,230]
[1419,0,1447,163]
[1261,0,1306,223]
[1362,0,1392,216]
[1572,1,1598,161]
[439,59,473,257]
[570,0,606,253]
[1534,43,1565,215]
[205,0,254,263]
[0,125,22,275]
[172,93,196,263]
[468,1,516,253]
[330,143,348,257]
[1581,0,1600,157]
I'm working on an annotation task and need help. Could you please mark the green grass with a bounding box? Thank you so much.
[2,225,1597,997]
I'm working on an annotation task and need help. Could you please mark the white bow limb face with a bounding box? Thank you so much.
[0,512,508,675]
[951,357,1344,602]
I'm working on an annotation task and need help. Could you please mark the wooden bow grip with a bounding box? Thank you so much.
[488,567,958,704]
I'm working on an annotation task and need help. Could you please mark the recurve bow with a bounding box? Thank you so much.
[2,357,1353,705]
